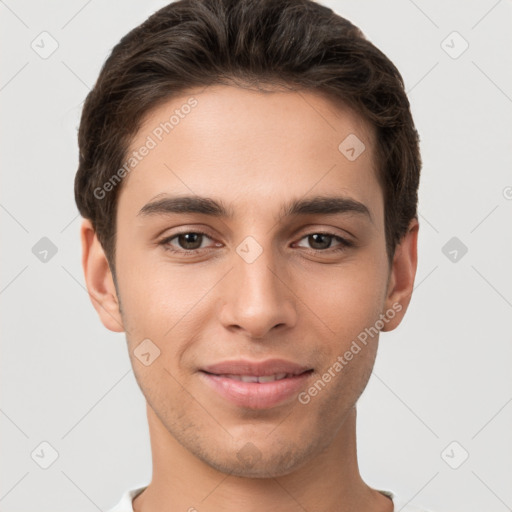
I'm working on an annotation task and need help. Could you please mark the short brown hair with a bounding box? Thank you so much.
[74,0,421,281]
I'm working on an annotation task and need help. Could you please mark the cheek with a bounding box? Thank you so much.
[115,243,221,358]
[116,238,186,321]
[298,256,388,343]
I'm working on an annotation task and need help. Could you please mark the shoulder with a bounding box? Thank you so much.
[379,489,434,512]
[106,485,148,512]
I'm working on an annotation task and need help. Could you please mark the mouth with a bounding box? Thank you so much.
[202,372,303,383]
[200,358,313,377]
[198,359,314,409]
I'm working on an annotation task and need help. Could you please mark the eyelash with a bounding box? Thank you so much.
[158,230,354,256]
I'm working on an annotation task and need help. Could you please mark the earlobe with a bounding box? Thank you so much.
[80,219,125,333]
[381,218,419,332]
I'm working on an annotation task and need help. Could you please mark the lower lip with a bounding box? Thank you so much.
[199,371,313,409]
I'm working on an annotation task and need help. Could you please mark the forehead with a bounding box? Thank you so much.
[132,84,376,159]
[118,85,381,218]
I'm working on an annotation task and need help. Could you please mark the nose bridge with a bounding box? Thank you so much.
[219,236,296,337]
[237,248,279,303]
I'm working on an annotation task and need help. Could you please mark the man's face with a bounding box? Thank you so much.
[111,85,396,477]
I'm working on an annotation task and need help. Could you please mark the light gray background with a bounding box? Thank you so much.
[1,1,511,511]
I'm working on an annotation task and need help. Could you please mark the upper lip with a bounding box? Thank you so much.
[200,358,312,377]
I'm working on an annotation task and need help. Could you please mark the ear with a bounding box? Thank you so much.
[381,218,419,332]
[80,218,125,333]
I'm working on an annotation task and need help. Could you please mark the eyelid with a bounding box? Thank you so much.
[296,232,346,243]
[159,229,218,249]
[294,232,353,250]
[292,223,356,241]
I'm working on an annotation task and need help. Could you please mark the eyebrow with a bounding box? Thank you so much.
[137,194,372,222]
[138,195,229,217]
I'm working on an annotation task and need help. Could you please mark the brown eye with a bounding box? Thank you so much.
[176,232,204,250]
[294,232,353,254]
[160,231,215,253]
[307,233,334,250]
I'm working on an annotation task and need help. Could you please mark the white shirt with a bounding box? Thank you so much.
[107,484,432,512]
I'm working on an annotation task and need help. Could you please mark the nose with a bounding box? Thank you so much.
[218,245,297,339]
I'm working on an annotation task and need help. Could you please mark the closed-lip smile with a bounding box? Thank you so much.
[199,358,314,409]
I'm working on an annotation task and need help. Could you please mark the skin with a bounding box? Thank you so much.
[81,85,418,512]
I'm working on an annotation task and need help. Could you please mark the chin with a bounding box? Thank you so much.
[193,439,316,479]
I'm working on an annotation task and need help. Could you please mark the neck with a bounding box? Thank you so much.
[133,403,392,512]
